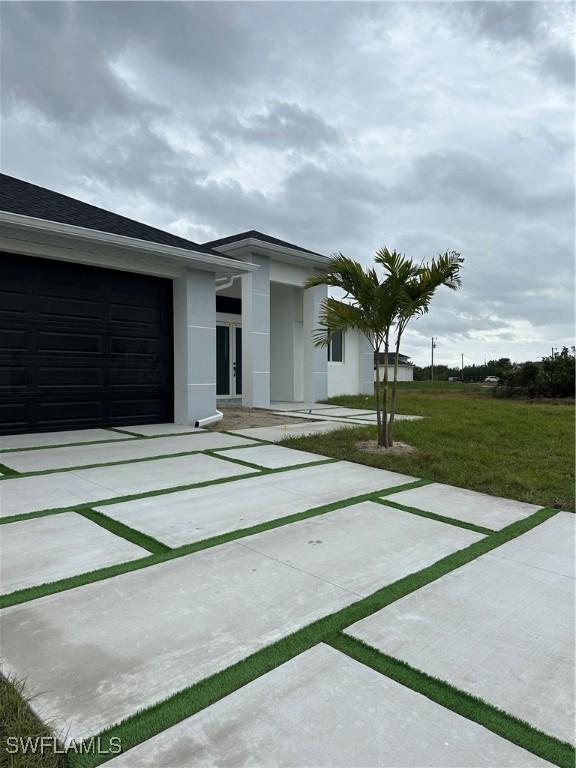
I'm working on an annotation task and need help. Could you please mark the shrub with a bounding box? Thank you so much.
[496,348,575,399]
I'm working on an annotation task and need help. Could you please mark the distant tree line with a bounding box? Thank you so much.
[414,348,575,399]
[414,358,513,382]
[496,347,574,399]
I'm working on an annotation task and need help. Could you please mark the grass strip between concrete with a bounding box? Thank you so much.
[0,479,430,608]
[0,431,298,481]
[0,458,338,526]
[329,634,574,768]
[0,428,250,455]
[63,506,566,768]
[0,462,19,476]
[204,449,288,471]
[373,497,496,535]
[78,509,172,555]
[0,443,263,481]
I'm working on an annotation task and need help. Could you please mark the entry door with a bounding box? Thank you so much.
[216,323,242,397]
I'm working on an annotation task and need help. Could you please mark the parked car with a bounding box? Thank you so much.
[484,375,499,383]
[448,377,461,382]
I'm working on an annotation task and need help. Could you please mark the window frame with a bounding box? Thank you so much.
[327,330,344,363]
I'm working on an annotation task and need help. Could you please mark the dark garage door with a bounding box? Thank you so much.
[0,252,174,435]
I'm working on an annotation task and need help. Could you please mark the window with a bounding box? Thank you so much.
[327,331,344,362]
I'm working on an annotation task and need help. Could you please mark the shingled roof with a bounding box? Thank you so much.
[0,174,222,256]
[204,229,325,258]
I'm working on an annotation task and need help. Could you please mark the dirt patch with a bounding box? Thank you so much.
[210,406,315,431]
[356,439,417,456]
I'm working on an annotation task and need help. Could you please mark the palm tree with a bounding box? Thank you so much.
[305,249,463,449]
[304,254,397,447]
[377,249,464,441]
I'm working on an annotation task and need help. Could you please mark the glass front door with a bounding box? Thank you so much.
[216,322,242,397]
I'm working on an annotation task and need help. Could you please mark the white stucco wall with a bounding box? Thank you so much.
[173,268,217,425]
[327,329,360,397]
[269,260,326,403]
[270,282,301,401]
[326,328,374,397]
[375,365,414,382]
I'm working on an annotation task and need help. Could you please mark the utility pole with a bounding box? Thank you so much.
[431,337,437,381]
[461,353,464,382]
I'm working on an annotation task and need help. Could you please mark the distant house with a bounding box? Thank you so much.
[374,352,414,382]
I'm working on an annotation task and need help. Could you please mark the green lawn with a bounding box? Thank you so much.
[281,382,574,511]
[0,674,67,768]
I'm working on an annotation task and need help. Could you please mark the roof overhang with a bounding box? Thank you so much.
[211,237,329,269]
[0,211,259,278]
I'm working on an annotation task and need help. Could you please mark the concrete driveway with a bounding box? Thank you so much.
[0,420,573,767]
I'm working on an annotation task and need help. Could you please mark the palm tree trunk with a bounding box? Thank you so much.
[381,332,390,447]
[373,347,382,445]
[389,332,402,443]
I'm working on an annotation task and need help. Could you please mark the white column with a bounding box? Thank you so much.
[173,268,216,425]
[241,255,270,408]
[358,334,375,394]
[303,281,328,402]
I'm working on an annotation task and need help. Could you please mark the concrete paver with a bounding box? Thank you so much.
[346,412,424,422]
[273,411,423,424]
[0,429,132,451]
[228,420,365,443]
[0,543,358,742]
[218,444,326,469]
[115,424,203,436]
[0,453,256,518]
[0,513,147,593]
[383,482,541,530]
[107,644,551,768]
[99,461,416,547]
[306,407,378,418]
[489,511,574,578]
[0,433,258,473]
[348,515,575,743]
[240,502,483,596]
[270,402,339,411]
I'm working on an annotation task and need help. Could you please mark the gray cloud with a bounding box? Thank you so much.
[540,46,575,86]
[1,2,155,122]
[207,102,339,152]
[1,1,573,364]
[399,149,574,216]
[464,1,541,43]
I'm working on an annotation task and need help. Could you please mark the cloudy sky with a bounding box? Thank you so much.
[2,1,573,366]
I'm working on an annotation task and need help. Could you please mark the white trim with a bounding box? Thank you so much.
[211,237,329,268]
[216,312,242,324]
[0,211,259,277]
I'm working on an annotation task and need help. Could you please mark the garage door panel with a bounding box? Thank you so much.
[0,402,27,431]
[0,253,174,435]
[0,328,28,351]
[109,367,163,387]
[37,295,105,322]
[109,303,163,326]
[110,335,163,355]
[37,366,104,388]
[0,366,27,388]
[108,398,167,421]
[37,331,104,354]
[0,290,27,315]
[36,399,105,426]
